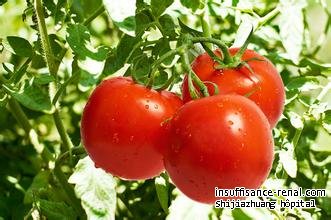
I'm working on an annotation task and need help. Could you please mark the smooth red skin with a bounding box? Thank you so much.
[182,48,285,128]
[81,77,182,180]
[164,95,274,204]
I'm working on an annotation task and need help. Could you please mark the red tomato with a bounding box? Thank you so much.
[164,95,274,204]
[182,48,285,128]
[81,77,182,180]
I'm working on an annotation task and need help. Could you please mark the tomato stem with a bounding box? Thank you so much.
[34,0,58,80]
[191,37,233,64]
[181,51,209,98]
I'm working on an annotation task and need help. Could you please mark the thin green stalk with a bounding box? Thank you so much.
[83,5,105,26]
[256,6,280,30]
[146,45,186,88]
[53,166,84,216]
[191,37,233,64]
[53,147,86,216]
[34,0,57,78]
[181,51,209,98]
[199,9,212,50]
[53,110,74,152]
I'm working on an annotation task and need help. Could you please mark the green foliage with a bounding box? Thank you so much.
[0,0,330,219]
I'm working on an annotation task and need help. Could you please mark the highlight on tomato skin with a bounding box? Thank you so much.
[81,76,182,180]
[163,94,274,204]
[182,48,285,128]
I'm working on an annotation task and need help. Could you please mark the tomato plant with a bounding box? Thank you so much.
[81,77,182,180]
[182,48,285,128]
[164,95,274,203]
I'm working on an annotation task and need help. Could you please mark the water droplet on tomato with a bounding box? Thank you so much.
[217,103,223,108]
[146,99,150,103]
[145,105,149,109]
[130,136,134,142]
[112,133,119,143]
[154,104,158,109]
[228,120,234,125]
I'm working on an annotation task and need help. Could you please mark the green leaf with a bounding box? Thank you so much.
[34,74,55,85]
[66,24,110,61]
[279,142,297,178]
[155,174,169,213]
[4,80,53,113]
[131,53,152,83]
[135,8,154,35]
[232,209,253,220]
[180,0,201,11]
[68,156,116,220]
[0,0,7,6]
[286,76,321,92]
[278,0,307,63]
[38,199,76,220]
[6,36,33,57]
[103,34,140,76]
[322,110,331,134]
[152,39,174,65]
[288,111,304,129]
[167,192,212,220]
[24,170,50,204]
[159,14,177,38]
[151,0,174,17]
[103,0,136,36]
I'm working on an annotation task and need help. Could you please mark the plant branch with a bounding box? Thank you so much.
[191,37,233,64]
[83,5,105,26]
[34,0,57,78]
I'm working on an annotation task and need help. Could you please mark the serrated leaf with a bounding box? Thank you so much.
[68,156,116,220]
[155,174,169,212]
[159,14,177,38]
[279,142,297,178]
[38,199,76,220]
[278,0,307,63]
[6,36,33,57]
[151,0,174,17]
[180,0,201,11]
[135,9,154,35]
[66,24,110,61]
[131,53,152,83]
[24,170,50,204]
[103,0,136,36]
[288,111,304,129]
[102,35,140,76]
[322,110,331,134]
[5,80,53,112]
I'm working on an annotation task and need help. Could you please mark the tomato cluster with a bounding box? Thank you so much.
[81,49,284,204]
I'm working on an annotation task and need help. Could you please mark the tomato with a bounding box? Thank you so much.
[182,48,285,128]
[164,95,274,204]
[81,77,182,180]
